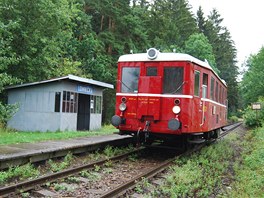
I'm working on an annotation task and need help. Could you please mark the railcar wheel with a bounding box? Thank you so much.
[144,137,154,146]
[212,128,221,139]
[187,133,205,144]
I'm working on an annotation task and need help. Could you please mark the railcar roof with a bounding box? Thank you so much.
[118,52,227,87]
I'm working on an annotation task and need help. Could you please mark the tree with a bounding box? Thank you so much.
[0,0,82,82]
[184,33,219,73]
[0,21,20,125]
[196,6,207,34]
[146,0,198,51]
[197,8,239,114]
[240,47,264,105]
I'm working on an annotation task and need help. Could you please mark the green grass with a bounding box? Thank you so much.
[159,139,235,197]
[150,126,264,198]
[0,163,40,185]
[0,125,117,145]
[229,127,264,197]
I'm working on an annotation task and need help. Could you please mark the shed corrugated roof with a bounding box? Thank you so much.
[5,74,114,90]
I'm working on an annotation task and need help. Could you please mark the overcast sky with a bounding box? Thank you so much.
[188,0,264,66]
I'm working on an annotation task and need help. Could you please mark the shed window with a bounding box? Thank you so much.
[62,91,77,113]
[194,71,200,96]
[54,92,61,112]
[91,95,102,114]
[163,67,184,94]
[121,67,140,93]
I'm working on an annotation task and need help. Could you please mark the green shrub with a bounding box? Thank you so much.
[0,163,40,184]
[229,115,239,123]
[160,139,235,197]
[243,98,264,128]
[0,103,19,127]
[229,127,264,197]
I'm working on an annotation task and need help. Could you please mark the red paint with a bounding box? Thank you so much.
[113,51,227,138]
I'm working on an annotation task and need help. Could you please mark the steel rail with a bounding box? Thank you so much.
[219,122,243,138]
[0,147,145,197]
[100,144,204,198]
[0,122,242,197]
[99,122,242,198]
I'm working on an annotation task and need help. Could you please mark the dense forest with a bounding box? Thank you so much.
[0,0,241,124]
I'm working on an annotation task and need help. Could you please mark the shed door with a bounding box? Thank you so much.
[77,94,90,130]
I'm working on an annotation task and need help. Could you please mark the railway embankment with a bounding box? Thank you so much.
[130,124,263,197]
[0,124,263,197]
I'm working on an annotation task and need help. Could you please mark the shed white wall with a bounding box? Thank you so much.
[7,83,62,132]
[7,80,105,132]
[90,114,102,130]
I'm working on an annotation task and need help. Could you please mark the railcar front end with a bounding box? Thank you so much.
[111,48,227,144]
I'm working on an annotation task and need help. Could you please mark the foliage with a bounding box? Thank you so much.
[229,127,264,197]
[80,170,101,181]
[160,139,234,197]
[0,0,239,124]
[54,183,74,192]
[184,33,219,73]
[229,115,239,123]
[0,103,19,126]
[240,47,264,106]
[0,163,40,184]
[0,20,21,125]
[48,152,74,172]
[196,8,239,114]
[243,97,264,128]
[0,0,83,82]
[146,0,197,50]
[0,125,116,145]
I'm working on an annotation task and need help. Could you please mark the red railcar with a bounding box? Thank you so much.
[111,48,227,144]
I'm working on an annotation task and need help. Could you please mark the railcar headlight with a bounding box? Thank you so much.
[147,48,159,60]
[119,103,127,111]
[172,106,181,114]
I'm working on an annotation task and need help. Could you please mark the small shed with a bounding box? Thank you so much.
[6,75,114,132]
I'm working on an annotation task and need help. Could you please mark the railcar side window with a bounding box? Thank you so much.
[194,71,200,96]
[147,67,157,76]
[202,73,208,98]
[210,77,215,100]
[163,67,184,94]
[121,67,140,93]
[216,81,219,102]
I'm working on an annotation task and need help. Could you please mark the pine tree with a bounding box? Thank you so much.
[202,9,239,113]
[146,0,197,51]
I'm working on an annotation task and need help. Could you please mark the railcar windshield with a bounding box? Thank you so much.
[163,67,184,94]
[121,67,140,93]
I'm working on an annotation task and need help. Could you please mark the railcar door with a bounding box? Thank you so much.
[193,70,203,132]
[137,64,161,121]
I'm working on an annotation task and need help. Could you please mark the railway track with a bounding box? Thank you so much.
[0,122,242,197]
[0,147,144,197]
[100,122,243,198]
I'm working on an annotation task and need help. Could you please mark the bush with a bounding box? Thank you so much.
[229,115,239,123]
[230,127,264,197]
[243,98,264,128]
[0,102,19,127]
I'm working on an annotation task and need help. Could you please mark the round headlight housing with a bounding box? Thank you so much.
[147,48,159,60]
[172,106,181,114]
[119,103,127,111]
